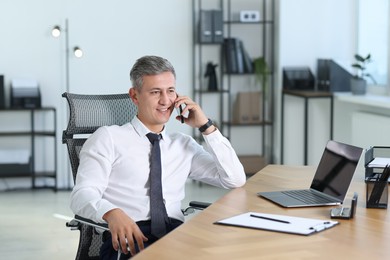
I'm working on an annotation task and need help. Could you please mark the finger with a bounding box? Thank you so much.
[176,115,187,122]
[135,235,145,251]
[119,236,129,254]
[175,96,192,107]
[181,103,192,114]
[175,98,186,108]
[132,227,148,251]
[111,233,119,251]
[126,236,137,256]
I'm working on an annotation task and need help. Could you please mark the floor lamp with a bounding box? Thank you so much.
[52,19,83,189]
[52,18,83,93]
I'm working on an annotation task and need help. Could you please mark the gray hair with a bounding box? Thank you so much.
[130,55,176,90]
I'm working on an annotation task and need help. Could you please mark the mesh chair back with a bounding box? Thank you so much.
[63,92,136,136]
[62,92,137,181]
[62,92,137,260]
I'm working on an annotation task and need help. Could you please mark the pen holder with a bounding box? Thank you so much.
[366,176,388,209]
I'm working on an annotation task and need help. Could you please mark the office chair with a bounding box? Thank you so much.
[62,92,209,260]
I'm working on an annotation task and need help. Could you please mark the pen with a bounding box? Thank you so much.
[250,214,290,224]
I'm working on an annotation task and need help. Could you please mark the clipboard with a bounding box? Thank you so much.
[214,212,338,236]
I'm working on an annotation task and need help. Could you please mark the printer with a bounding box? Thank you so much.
[11,79,41,108]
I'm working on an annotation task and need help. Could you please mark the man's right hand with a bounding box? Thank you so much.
[103,208,148,256]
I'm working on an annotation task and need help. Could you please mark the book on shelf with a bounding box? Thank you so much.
[223,37,253,74]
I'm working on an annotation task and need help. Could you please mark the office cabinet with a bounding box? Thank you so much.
[0,108,57,190]
[192,0,275,173]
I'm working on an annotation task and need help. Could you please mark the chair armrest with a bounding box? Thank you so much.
[182,201,211,216]
[189,201,211,210]
[66,219,81,231]
[67,215,110,231]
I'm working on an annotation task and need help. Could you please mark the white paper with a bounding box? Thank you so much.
[11,78,38,88]
[367,157,390,168]
[0,149,30,164]
[215,212,338,236]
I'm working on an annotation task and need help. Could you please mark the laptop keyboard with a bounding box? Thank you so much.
[282,190,335,204]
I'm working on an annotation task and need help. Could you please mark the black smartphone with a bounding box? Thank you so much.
[175,94,184,123]
[330,192,358,219]
[177,104,184,123]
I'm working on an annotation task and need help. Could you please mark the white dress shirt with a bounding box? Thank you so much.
[70,116,246,223]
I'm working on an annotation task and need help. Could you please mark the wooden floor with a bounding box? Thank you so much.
[0,180,228,260]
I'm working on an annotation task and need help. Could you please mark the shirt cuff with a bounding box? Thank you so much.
[202,127,224,144]
[96,202,119,223]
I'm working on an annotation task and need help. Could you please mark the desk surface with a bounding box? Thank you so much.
[134,165,390,259]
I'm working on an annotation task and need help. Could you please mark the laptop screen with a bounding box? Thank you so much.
[310,140,363,200]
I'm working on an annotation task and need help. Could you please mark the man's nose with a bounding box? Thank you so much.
[159,91,171,104]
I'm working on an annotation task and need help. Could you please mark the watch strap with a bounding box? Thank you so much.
[198,118,213,133]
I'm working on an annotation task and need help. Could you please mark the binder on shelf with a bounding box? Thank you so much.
[215,212,338,236]
[212,10,223,43]
[199,10,213,43]
[199,10,223,43]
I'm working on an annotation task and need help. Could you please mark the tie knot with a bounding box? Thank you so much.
[147,133,162,144]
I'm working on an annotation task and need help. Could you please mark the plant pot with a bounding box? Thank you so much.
[350,77,367,95]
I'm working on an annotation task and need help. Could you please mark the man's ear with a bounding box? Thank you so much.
[129,88,139,105]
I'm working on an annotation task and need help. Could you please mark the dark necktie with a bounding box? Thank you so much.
[146,133,169,238]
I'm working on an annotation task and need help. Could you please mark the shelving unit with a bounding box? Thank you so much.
[192,0,275,174]
[0,107,57,191]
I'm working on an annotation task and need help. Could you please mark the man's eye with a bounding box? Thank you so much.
[151,91,160,95]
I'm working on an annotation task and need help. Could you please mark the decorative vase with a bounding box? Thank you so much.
[350,77,367,95]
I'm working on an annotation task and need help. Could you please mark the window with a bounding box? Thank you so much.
[358,0,389,89]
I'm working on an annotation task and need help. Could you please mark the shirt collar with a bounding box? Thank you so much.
[131,116,167,140]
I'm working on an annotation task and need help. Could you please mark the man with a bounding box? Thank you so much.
[70,55,246,259]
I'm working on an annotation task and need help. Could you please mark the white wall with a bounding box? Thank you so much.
[277,0,357,165]
[0,0,360,188]
[0,0,193,189]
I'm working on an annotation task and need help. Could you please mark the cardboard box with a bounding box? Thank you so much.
[233,91,262,123]
[239,155,267,175]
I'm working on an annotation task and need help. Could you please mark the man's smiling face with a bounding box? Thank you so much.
[130,71,176,133]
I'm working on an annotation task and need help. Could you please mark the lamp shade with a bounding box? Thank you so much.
[73,47,83,58]
[51,26,61,37]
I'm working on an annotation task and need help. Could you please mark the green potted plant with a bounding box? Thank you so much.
[253,57,269,94]
[252,57,270,122]
[350,53,377,95]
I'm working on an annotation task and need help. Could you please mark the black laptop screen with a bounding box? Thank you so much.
[310,140,363,200]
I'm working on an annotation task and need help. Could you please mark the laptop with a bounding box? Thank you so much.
[258,140,363,208]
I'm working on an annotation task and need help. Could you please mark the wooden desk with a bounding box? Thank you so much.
[134,165,390,259]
